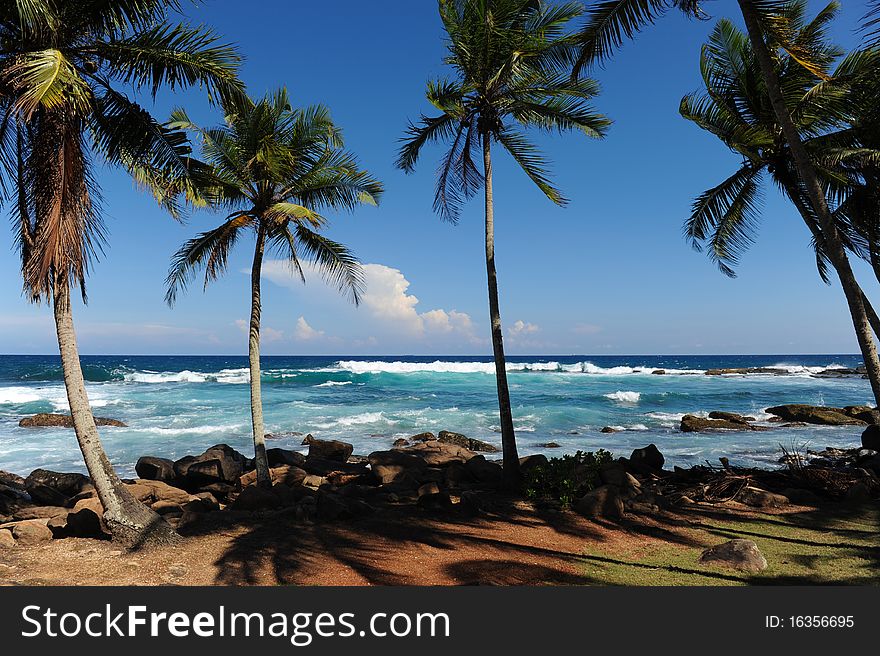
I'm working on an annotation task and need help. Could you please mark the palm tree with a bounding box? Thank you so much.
[680,5,880,343]
[574,0,880,404]
[397,0,609,486]
[0,1,242,547]
[165,89,383,488]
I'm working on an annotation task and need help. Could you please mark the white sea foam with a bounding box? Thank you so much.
[129,424,245,436]
[605,391,641,403]
[124,368,250,384]
[0,387,45,404]
[314,381,353,388]
[332,360,708,375]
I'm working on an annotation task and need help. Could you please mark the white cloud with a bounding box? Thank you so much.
[294,316,325,341]
[509,320,540,338]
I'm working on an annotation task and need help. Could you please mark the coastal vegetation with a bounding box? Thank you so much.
[0,0,879,581]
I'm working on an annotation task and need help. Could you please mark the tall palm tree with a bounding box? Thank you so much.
[680,5,880,339]
[0,0,242,547]
[397,0,609,486]
[574,0,880,404]
[165,89,383,488]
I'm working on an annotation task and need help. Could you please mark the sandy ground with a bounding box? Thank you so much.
[0,497,727,586]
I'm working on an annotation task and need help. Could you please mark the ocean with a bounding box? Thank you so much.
[0,354,872,478]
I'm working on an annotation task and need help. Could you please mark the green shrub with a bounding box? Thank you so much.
[524,449,613,508]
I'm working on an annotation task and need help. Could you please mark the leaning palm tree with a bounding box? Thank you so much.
[574,0,880,404]
[397,0,609,486]
[165,89,383,488]
[0,1,242,547]
[681,5,880,344]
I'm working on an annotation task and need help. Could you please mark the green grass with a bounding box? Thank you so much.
[577,504,880,585]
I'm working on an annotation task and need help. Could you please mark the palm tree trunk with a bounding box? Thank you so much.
[482,133,520,486]
[52,282,177,548]
[739,0,880,404]
[249,226,271,488]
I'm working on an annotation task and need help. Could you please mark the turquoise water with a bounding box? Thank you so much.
[0,354,872,477]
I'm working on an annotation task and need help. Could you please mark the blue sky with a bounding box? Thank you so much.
[1,0,877,356]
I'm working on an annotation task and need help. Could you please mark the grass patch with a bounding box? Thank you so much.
[577,504,880,586]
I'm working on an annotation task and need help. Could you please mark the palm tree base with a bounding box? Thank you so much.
[105,505,181,550]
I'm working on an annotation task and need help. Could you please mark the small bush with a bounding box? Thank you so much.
[524,449,613,508]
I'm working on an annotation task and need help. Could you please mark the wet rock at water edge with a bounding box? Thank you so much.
[301,435,354,462]
[19,414,127,428]
[437,430,499,453]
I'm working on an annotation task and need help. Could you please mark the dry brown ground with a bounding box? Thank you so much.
[0,497,834,587]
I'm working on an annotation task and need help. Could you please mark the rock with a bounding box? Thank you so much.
[151,500,183,516]
[862,425,880,451]
[0,528,14,548]
[392,438,410,448]
[708,411,755,423]
[765,404,866,426]
[443,462,473,488]
[316,492,349,521]
[66,507,108,539]
[418,482,441,498]
[846,482,873,505]
[600,426,619,434]
[699,539,767,572]
[575,485,625,520]
[240,465,306,488]
[629,444,664,472]
[464,456,503,488]
[19,414,127,428]
[301,435,353,462]
[542,442,561,448]
[681,415,764,432]
[459,490,485,514]
[134,479,195,506]
[706,368,787,376]
[519,454,548,475]
[134,457,176,483]
[600,462,641,490]
[782,488,822,506]
[417,491,453,512]
[368,450,428,485]
[175,444,250,488]
[302,474,328,489]
[652,369,666,375]
[266,448,305,468]
[844,406,880,424]
[12,506,67,521]
[437,430,499,453]
[400,441,475,467]
[25,469,92,506]
[11,519,53,545]
[410,432,436,442]
[0,470,26,490]
[265,431,304,441]
[737,486,788,509]
[230,486,280,511]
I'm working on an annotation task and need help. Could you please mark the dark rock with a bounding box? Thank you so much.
[368,450,428,485]
[629,444,664,472]
[399,441,475,467]
[844,406,880,424]
[174,444,250,488]
[437,430,499,453]
[443,462,473,488]
[230,486,280,512]
[264,431,304,440]
[266,448,305,468]
[316,492,349,521]
[301,435,353,462]
[19,414,127,428]
[652,370,666,375]
[706,368,787,376]
[542,442,561,448]
[781,488,822,506]
[737,486,788,509]
[600,426,619,434]
[862,425,880,451]
[240,465,307,488]
[681,415,764,432]
[418,482,441,498]
[699,539,767,572]
[135,457,176,483]
[765,404,866,426]
[302,457,369,478]
[417,491,452,512]
[459,490,485,514]
[66,507,110,539]
[392,438,410,448]
[575,485,624,520]
[410,432,436,442]
[518,454,549,475]
[464,456,504,488]
[25,469,92,506]
[708,411,755,423]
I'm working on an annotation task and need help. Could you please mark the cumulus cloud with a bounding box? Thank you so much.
[294,316,325,341]
[509,320,540,338]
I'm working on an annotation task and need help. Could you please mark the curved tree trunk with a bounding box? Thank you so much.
[53,283,178,549]
[739,0,880,404]
[249,226,271,488]
[482,134,520,486]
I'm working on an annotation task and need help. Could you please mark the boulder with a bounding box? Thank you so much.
[737,486,788,509]
[301,435,353,463]
[134,479,196,506]
[417,491,453,512]
[241,465,306,488]
[19,414,127,428]
[542,442,561,449]
[175,444,250,487]
[699,539,767,572]
[600,427,619,434]
[575,485,625,520]
[302,474,328,489]
[652,370,666,375]
[66,507,109,539]
[25,469,92,506]
[437,430,499,453]
[443,462,474,488]
[12,506,67,521]
[368,450,428,485]
[681,415,762,432]
[135,457,176,483]
[418,482,441,498]
[392,438,410,448]
[302,457,369,478]
[399,441,475,467]
[844,406,880,424]
[316,492,349,521]
[862,425,880,451]
[410,432,436,442]
[0,528,14,548]
[230,486,280,512]
[708,411,755,423]
[765,404,866,426]
[11,519,53,545]
[266,448,306,468]
[518,454,549,475]
[464,456,504,488]
[629,444,664,472]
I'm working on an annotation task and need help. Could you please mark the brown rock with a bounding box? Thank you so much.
[301,435,353,462]
[19,414,127,428]
[765,404,866,426]
[12,506,67,521]
[737,486,788,509]
[409,432,436,442]
[464,456,503,488]
[575,485,624,520]
[437,430,499,453]
[699,539,767,572]
[708,411,755,423]
[25,469,92,506]
[230,486,280,511]
[134,479,195,506]
[399,441,475,467]
[12,519,53,544]
[681,415,763,432]
[135,457,176,483]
